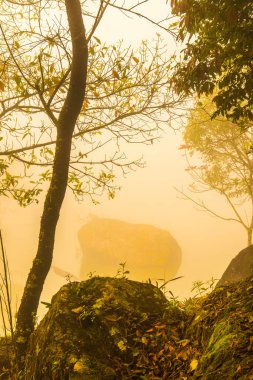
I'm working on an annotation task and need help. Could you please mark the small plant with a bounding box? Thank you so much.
[0,230,18,377]
[115,262,130,279]
[191,277,219,297]
[154,276,184,296]
[87,271,96,279]
[65,273,74,283]
[167,290,181,307]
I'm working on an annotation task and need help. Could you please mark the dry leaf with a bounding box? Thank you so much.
[104,314,121,322]
[71,306,83,314]
[190,359,198,371]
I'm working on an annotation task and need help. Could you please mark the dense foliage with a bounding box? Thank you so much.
[171,0,253,121]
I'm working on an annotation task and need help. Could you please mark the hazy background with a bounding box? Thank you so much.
[0,0,246,318]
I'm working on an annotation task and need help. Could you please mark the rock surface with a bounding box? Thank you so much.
[24,277,169,379]
[23,275,253,379]
[186,276,253,379]
[217,245,253,287]
[78,216,182,282]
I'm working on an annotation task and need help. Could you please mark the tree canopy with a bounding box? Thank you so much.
[0,0,178,206]
[179,95,253,244]
[171,0,253,121]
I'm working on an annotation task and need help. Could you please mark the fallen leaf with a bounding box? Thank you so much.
[179,339,190,346]
[73,361,85,373]
[177,351,188,360]
[155,324,167,329]
[104,314,121,322]
[71,306,83,314]
[190,359,198,371]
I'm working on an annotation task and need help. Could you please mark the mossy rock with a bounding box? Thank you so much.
[23,275,253,379]
[187,276,253,379]
[217,245,253,287]
[24,277,169,379]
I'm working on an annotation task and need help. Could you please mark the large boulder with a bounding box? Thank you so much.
[18,276,253,379]
[24,277,170,379]
[216,245,253,287]
[78,216,181,282]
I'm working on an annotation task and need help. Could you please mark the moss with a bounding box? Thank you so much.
[24,277,168,379]
[199,320,239,370]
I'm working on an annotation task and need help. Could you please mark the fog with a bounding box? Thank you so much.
[0,0,246,320]
[1,129,245,318]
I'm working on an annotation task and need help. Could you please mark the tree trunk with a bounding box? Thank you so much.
[247,228,252,246]
[15,0,88,362]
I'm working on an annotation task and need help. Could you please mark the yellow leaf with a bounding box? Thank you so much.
[141,336,148,345]
[73,361,85,373]
[112,69,120,79]
[132,56,139,63]
[117,340,127,351]
[52,76,59,84]
[190,359,198,371]
[168,344,175,352]
[180,339,190,346]
[154,323,166,329]
[48,87,55,97]
[71,306,83,314]
[0,81,5,91]
[82,99,89,109]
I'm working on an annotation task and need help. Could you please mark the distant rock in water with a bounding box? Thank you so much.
[78,216,182,282]
[217,245,253,287]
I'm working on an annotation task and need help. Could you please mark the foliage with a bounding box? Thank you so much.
[0,231,17,378]
[0,0,178,206]
[191,277,218,297]
[171,0,253,121]
[178,95,253,244]
[115,262,130,280]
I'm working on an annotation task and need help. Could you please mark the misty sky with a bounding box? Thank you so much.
[0,0,247,319]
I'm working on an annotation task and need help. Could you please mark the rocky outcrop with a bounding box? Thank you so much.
[217,245,253,287]
[23,275,253,380]
[78,216,182,282]
[24,277,170,379]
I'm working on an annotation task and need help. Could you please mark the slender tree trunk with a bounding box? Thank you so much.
[15,0,88,362]
[247,228,252,246]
